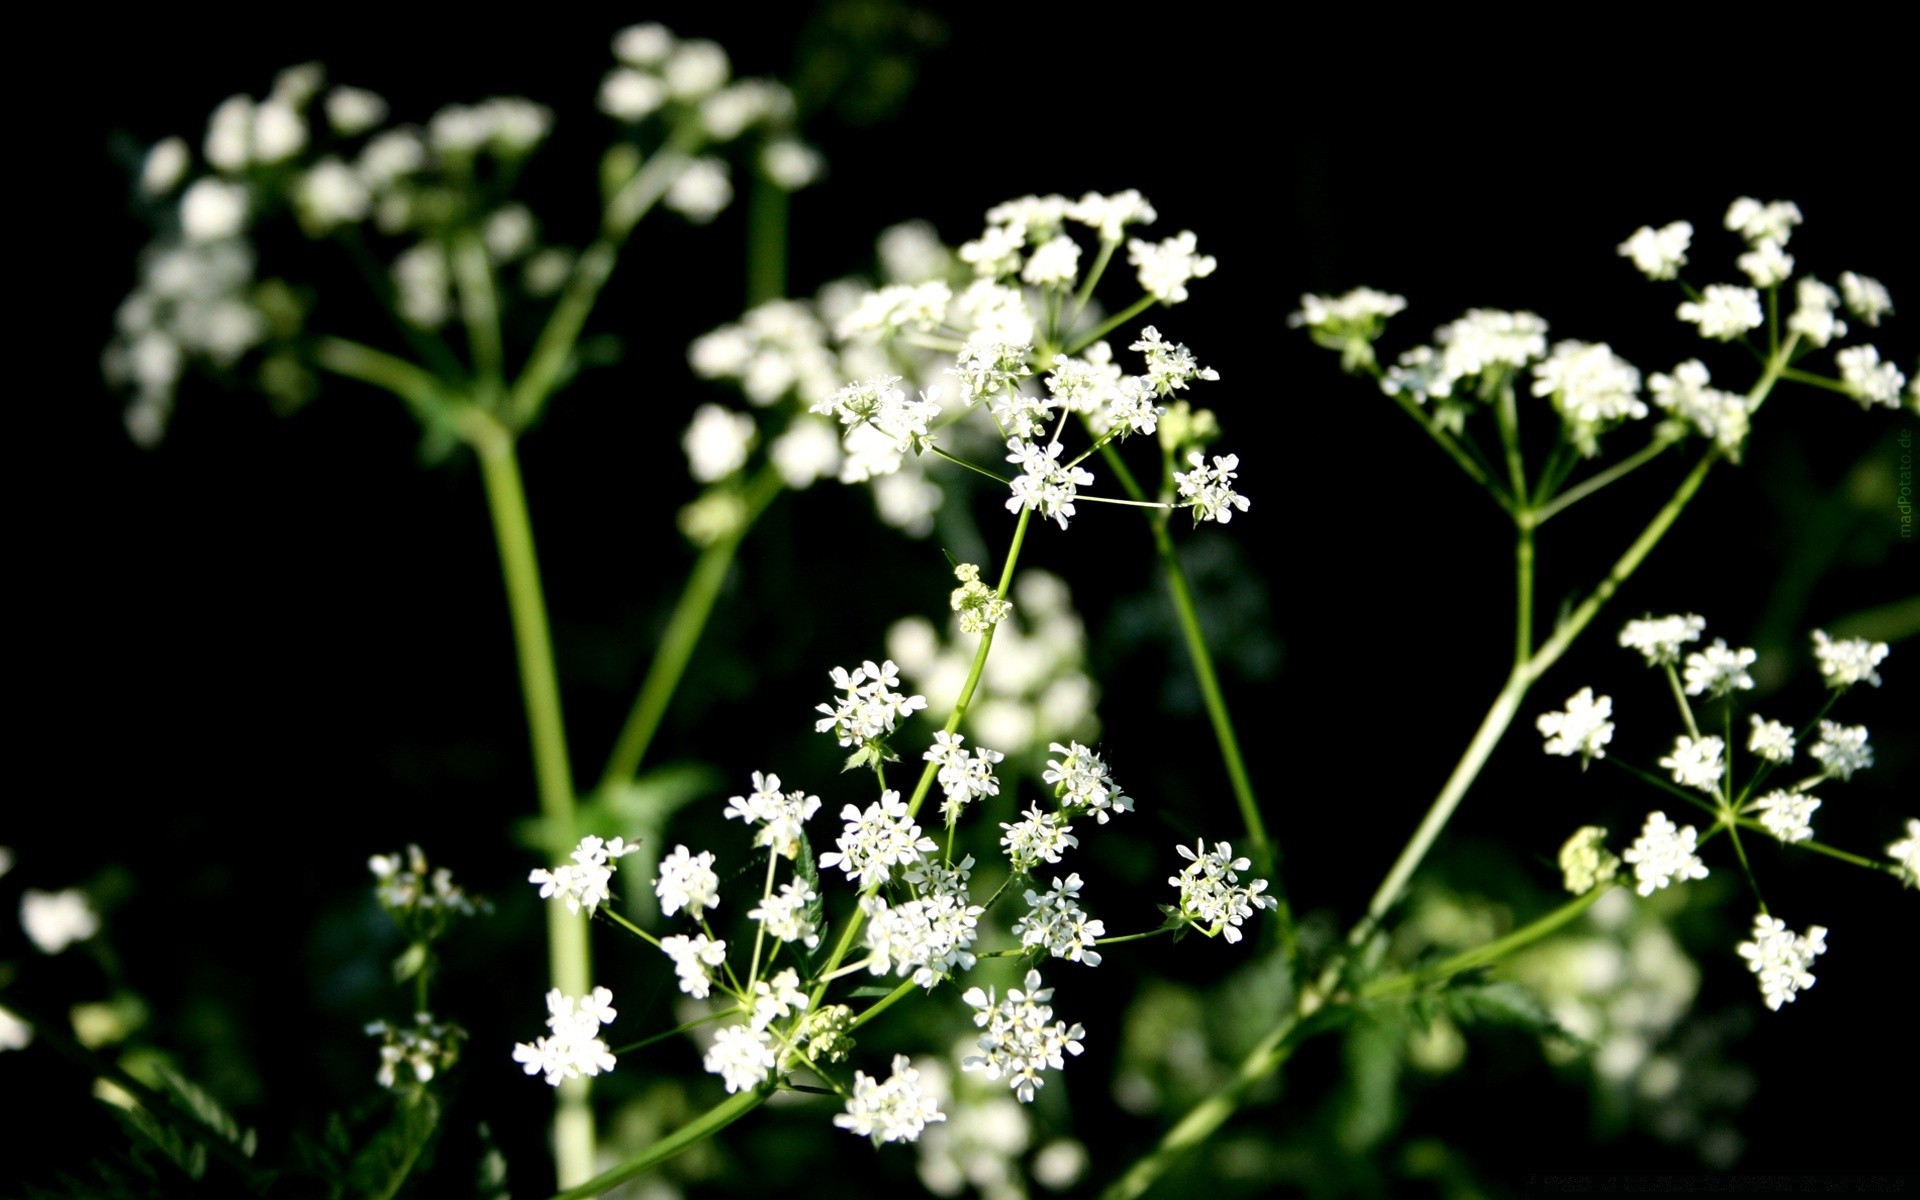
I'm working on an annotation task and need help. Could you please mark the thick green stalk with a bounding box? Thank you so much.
[599,466,785,790]
[474,427,594,1187]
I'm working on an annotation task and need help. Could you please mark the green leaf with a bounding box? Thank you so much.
[156,1066,251,1154]
[1441,978,1571,1042]
[846,985,896,998]
[1333,1009,1404,1155]
[346,1091,442,1200]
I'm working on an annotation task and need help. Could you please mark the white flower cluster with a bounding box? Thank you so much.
[1042,741,1133,823]
[1005,439,1096,531]
[1380,308,1549,427]
[1169,839,1276,943]
[1889,820,1920,887]
[748,882,820,951]
[960,969,1087,1103]
[1172,453,1251,525]
[862,857,985,988]
[836,1054,946,1144]
[1531,341,1647,457]
[660,933,728,999]
[821,791,939,889]
[704,1022,777,1093]
[1809,720,1873,781]
[1648,360,1750,459]
[366,1013,465,1089]
[948,563,1011,636]
[1011,874,1106,967]
[723,771,823,859]
[1617,221,1692,281]
[369,844,486,925]
[1658,735,1725,793]
[19,889,100,955]
[1736,913,1827,1011]
[1289,287,1409,356]
[1618,613,1707,666]
[999,806,1080,873]
[1747,715,1796,764]
[1676,284,1763,341]
[1537,688,1615,765]
[528,834,641,915]
[654,844,722,919]
[811,375,941,460]
[924,731,1005,822]
[815,659,928,750]
[1621,812,1709,896]
[512,987,618,1087]
[1812,630,1889,689]
[1682,639,1757,698]
[1750,790,1820,844]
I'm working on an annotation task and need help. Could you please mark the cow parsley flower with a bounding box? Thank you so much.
[924,731,1004,822]
[815,659,928,748]
[1838,271,1893,326]
[1012,874,1106,967]
[1536,688,1615,765]
[1737,914,1826,1011]
[513,987,618,1087]
[1682,639,1757,697]
[723,771,822,859]
[1043,741,1133,823]
[861,872,983,989]
[1648,360,1750,457]
[960,969,1086,1103]
[837,1054,946,1144]
[1289,287,1408,338]
[370,844,485,925]
[1619,614,1706,666]
[1809,721,1872,781]
[1617,221,1692,280]
[1751,789,1819,844]
[749,968,810,1031]
[1659,735,1726,793]
[367,1013,466,1089]
[1811,630,1888,689]
[530,835,642,916]
[1558,826,1620,895]
[1000,806,1079,872]
[704,1022,777,1093]
[660,933,729,999]
[1888,820,1920,887]
[820,791,938,889]
[1621,812,1709,896]
[1724,198,1802,247]
[747,881,820,950]
[1747,715,1796,764]
[1169,839,1276,943]
[1006,439,1095,531]
[1533,341,1647,457]
[1127,230,1215,304]
[1833,345,1905,409]
[949,563,1011,636]
[1676,285,1762,341]
[1173,452,1250,524]
[654,845,721,919]
[19,889,100,954]
[1786,278,1847,348]
[1736,239,1794,288]
[1068,189,1157,242]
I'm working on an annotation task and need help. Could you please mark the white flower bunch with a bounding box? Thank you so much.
[528,834,641,915]
[1168,839,1277,943]
[366,1013,466,1090]
[512,986,618,1087]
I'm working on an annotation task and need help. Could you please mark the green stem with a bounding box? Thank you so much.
[1386,392,1511,512]
[1094,927,1176,947]
[1729,818,1893,872]
[598,466,784,790]
[1065,294,1157,356]
[849,977,918,1031]
[452,231,506,395]
[1494,378,1529,503]
[929,444,1013,485]
[1362,882,1616,999]
[1663,662,1702,740]
[474,426,593,1187]
[1777,366,1855,397]
[1514,521,1535,664]
[547,1090,764,1200]
[311,335,458,427]
[746,171,788,307]
[1535,437,1673,524]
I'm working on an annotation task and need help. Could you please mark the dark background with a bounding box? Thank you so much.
[12,4,1914,1196]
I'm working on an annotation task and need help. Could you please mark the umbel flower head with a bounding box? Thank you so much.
[1536,688,1614,766]
[1737,914,1828,1011]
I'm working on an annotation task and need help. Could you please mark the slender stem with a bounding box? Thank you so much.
[1662,662,1702,739]
[612,1010,729,1055]
[1729,818,1893,872]
[1064,294,1157,356]
[1535,437,1673,525]
[929,444,1012,485]
[547,1090,764,1200]
[1494,377,1529,503]
[598,466,785,790]
[747,850,779,989]
[1068,238,1119,326]
[1362,882,1616,999]
[1094,927,1176,947]
[1514,522,1535,665]
[601,906,662,950]
[849,978,918,1031]
[311,335,458,427]
[474,426,593,1187]
[745,171,788,308]
[1777,366,1854,397]
[452,231,506,395]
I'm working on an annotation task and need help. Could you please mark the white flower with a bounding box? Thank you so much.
[599,68,668,122]
[1173,452,1250,524]
[1021,235,1081,287]
[1621,812,1709,896]
[1558,826,1620,895]
[1676,285,1762,340]
[862,866,983,989]
[1724,198,1802,247]
[1534,341,1646,455]
[925,731,1004,822]
[1127,230,1215,304]
[1169,839,1276,943]
[814,658,928,748]
[1068,189,1157,242]
[1811,630,1888,689]
[179,178,249,242]
[749,968,810,1031]
[660,934,728,999]
[960,969,1086,1103]
[1619,614,1706,666]
[1005,439,1095,531]
[295,159,371,234]
[683,404,756,483]
[1809,721,1872,781]
[664,40,731,100]
[762,138,824,190]
[1786,278,1847,348]
[141,137,191,197]
[1736,239,1794,288]
[813,375,940,456]
[529,835,641,916]
[769,419,843,489]
[948,564,1012,637]
[654,845,721,919]
[1130,326,1219,396]
[1682,639,1756,697]
[1659,734,1726,793]
[513,987,618,1087]
[0,1005,30,1052]
[613,23,675,67]
[819,791,937,889]
[704,1023,776,1093]
[325,86,388,136]
[1834,345,1906,409]
[836,1054,946,1144]
[999,806,1079,872]
[1888,820,1920,887]
[1290,287,1410,335]
[367,1013,465,1089]
[1838,271,1893,326]
[1536,687,1615,764]
[748,881,820,950]
[1648,360,1749,457]
[1736,914,1826,1011]
[723,771,822,859]
[20,889,100,954]
[1617,221,1692,280]
[665,157,732,223]
[1012,874,1106,967]
[1747,715,1796,764]
[1043,741,1133,822]
[1751,789,1819,844]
